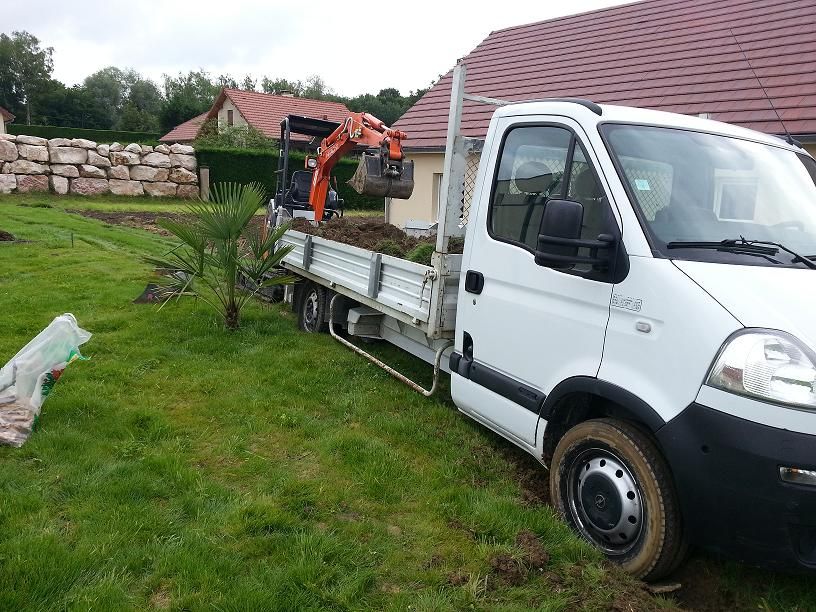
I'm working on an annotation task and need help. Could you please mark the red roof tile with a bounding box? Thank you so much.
[395,0,816,149]
[207,89,352,141]
[0,106,14,123]
[159,112,208,143]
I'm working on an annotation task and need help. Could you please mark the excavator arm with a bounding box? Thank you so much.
[308,112,414,221]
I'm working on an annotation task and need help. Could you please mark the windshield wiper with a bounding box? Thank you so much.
[667,237,816,269]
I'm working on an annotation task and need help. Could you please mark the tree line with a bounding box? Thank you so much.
[0,31,431,135]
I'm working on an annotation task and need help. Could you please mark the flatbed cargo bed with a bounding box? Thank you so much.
[279,229,461,338]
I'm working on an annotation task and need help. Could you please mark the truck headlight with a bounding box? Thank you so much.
[707,330,816,409]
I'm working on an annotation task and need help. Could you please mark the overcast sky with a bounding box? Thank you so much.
[6,0,635,96]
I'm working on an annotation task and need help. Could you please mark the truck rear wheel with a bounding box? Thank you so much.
[549,418,686,581]
[297,282,328,333]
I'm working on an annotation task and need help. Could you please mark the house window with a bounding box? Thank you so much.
[227,109,234,127]
[432,172,443,221]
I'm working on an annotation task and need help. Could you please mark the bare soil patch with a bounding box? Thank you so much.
[0,230,15,241]
[69,210,189,236]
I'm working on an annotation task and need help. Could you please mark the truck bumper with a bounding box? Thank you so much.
[657,402,816,571]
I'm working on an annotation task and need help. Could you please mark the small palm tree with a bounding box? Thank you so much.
[148,182,295,330]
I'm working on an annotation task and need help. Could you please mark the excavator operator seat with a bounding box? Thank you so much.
[286,170,314,208]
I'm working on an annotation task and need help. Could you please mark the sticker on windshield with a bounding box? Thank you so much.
[634,179,651,191]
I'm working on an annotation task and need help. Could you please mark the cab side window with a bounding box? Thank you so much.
[568,146,608,241]
[489,125,609,251]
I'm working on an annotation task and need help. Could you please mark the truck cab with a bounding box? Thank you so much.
[451,99,816,578]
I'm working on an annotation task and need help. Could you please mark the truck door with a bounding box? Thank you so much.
[451,118,616,450]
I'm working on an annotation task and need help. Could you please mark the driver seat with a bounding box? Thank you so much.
[285,170,314,208]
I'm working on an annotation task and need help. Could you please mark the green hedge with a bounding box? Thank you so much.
[195,147,383,210]
[7,124,160,145]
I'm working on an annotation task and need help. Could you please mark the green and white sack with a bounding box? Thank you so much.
[0,313,91,447]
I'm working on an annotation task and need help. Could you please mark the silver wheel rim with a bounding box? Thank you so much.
[303,290,319,330]
[566,447,644,556]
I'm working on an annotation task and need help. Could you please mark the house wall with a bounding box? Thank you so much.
[217,99,248,130]
[386,151,444,229]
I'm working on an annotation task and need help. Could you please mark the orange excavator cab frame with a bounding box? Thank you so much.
[271,112,413,225]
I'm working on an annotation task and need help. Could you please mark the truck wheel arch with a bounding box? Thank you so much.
[539,377,665,462]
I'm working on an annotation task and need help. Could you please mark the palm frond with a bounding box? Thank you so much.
[151,181,293,329]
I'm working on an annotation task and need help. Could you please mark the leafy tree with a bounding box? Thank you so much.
[0,31,54,124]
[160,70,220,132]
[147,182,295,331]
[215,74,238,89]
[0,29,433,136]
[118,78,163,131]
[260,76,303,96]
[34,82,109,128]
[194,118,276,150]
[302,74,332,100]
[82,66,130,128]
[345,86,430,126]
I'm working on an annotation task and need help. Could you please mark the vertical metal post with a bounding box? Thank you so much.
[435,62,467,256]
[199,166,210,201]
[427,62,467,339]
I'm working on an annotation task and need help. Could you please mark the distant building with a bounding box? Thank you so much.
[0,106,14,135]
[159,89,352,144]
[391,0,816,228]
[159,112,207,145]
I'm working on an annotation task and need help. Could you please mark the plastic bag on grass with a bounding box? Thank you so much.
[0,313,91,447]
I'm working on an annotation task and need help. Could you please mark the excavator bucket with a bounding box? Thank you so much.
[348,153,414,199]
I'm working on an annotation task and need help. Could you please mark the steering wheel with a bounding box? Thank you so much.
[772,220,805,231]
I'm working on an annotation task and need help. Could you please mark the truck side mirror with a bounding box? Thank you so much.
[536,199,583,262]
[535,198,616,270]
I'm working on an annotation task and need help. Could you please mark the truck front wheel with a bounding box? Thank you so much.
[549,418,686,581]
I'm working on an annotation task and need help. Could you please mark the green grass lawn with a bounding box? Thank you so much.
[0,195,814,611]
[8,192,383,217]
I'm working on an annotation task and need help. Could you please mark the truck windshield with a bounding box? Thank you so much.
[601,123,816,267]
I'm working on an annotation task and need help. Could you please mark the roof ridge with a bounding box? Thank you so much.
[488,0,671,36]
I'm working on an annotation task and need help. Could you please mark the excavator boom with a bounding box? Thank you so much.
[309,112,414,221]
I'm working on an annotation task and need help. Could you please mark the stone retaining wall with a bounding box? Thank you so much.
[0,135,199,198]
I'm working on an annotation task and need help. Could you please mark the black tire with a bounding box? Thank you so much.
[549,418,686,581]
[297,282,328,333]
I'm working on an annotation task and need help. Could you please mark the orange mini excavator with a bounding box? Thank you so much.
[271,112,415,223]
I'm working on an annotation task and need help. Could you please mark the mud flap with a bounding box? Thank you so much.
[348,154,414,199]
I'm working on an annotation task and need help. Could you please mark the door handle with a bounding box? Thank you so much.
[465,270,484,294]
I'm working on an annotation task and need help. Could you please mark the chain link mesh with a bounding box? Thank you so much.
[621,159,673,221]
[459,153,480,226]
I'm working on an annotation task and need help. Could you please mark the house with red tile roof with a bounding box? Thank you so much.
[159,112,207,144]
[159,89,352,144]
[388,0,816,228]
[0,106,14,135]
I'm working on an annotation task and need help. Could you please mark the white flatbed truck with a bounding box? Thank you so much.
[270,63,816,579]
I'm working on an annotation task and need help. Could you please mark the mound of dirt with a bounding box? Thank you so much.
[516,529,550,569]
[486,530,551,587]
[292,216,431,252]
[291,216,463,262]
